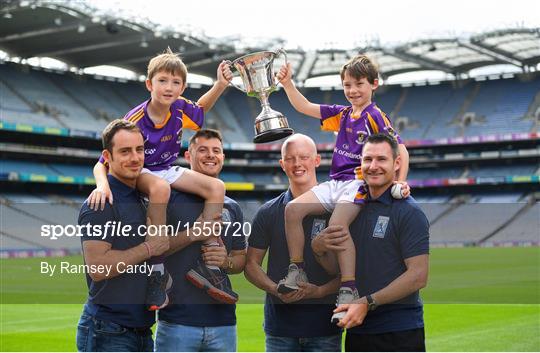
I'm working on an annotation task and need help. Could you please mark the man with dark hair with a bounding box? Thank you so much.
[155,128,247,352]
[313,133,430,352]
[76,119,169,352]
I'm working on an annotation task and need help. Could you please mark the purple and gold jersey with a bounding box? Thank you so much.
[99,97,204,171]
[320,102,401,181]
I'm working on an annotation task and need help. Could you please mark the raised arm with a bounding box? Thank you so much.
[197,61,233,113]
[277,63,321,119]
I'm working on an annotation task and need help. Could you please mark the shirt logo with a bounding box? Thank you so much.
[161,134,173,142]
[356,130,368,145]
[310,218,327,240]
[161,152,171,160]
[222,208,231,223]
[373,216,389,238]
[145,148,156,155]
[342,143,349,150]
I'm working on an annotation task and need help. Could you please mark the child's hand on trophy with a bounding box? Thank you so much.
[217,60,233,87]
[277,62,293,85]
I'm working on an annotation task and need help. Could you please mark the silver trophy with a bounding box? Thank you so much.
[227,49,294,143]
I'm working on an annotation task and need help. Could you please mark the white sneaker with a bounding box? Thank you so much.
[330,286,360,324]
[276,263,309,294]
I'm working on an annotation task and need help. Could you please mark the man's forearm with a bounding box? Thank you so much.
[244,261,278,296]
[369,260,428,305]
[313,251,339,275]
[164,229,194,256]
[316,276,341,298]
[84,242,149,281]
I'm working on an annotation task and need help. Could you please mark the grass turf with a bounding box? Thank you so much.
[0,247,538,351]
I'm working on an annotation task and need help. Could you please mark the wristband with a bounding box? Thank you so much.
[143,242,152,258]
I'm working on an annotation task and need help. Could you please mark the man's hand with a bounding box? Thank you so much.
[297,281,321,299]
[277,289,305,303]
[274,281,321,303]
[335,303,369,329]
[312,225,349,255]
[202,244,228,268]
[217,61,233,88]
[87,185,113,211]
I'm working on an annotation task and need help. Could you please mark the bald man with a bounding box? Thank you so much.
[245,134,342,352]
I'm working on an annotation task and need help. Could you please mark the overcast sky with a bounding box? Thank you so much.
[89,0,539,50]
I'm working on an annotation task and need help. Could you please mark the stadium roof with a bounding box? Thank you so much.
[1,0,539,82]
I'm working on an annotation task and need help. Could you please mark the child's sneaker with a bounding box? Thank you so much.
[146,269,172,311]
[277,263,309,294]
[330,286,360,324]
[186,261,238,304]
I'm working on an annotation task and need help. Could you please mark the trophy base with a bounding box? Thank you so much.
[253,127,294,144]
[253,107,294,143]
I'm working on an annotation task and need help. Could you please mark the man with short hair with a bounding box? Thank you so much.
[155,129,247,352]
[76,119,169,352]
[313,133,430,352]
[245,133,342,352]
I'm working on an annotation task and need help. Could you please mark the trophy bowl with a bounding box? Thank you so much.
[228,49,294,143]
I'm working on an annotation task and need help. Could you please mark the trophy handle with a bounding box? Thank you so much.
[224,60,247,93]
[274,48,288,65]
[273,48,288,84]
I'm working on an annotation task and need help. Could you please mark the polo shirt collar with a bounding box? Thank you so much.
[283,189,294,204]
[367,186,393,205]
[107,174,138,197]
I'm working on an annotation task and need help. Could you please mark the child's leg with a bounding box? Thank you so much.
[137,172,171,266]
[136,173,172,310]
[137,173,170,231]
[171,169,225,244]
[284,190,328,266]
[328,202,361,285]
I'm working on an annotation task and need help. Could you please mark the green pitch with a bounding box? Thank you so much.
[1,247,539,351]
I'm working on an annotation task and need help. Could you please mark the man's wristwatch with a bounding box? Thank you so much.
[366,294,378,311]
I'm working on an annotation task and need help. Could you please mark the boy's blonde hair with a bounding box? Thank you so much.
[340,54,379,84]
[147,47,187,83]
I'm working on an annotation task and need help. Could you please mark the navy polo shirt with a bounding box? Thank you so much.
[158,191,247,327]
[249,190,342,338]
[78,174,154,328]
[348,187,430,335]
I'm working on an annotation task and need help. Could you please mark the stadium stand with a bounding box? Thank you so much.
[489,201,540,242]
[0,195,80,250]
[2,62,540,143]
[428,193,529,244]
[0,65,106,131]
